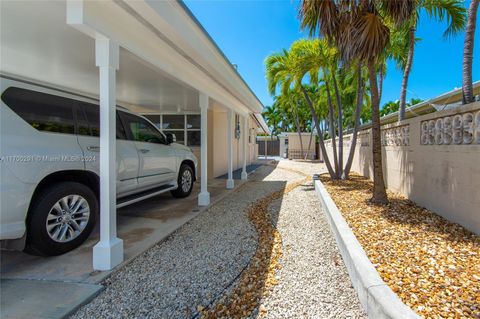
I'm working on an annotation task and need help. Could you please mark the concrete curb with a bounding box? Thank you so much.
[314,179,420,319]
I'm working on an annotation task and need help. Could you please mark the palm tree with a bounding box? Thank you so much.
[343,64,365,179]
[380,100,400,117]
[289,39,340,177]
[462,0,479,104]
[263,103,282,138]
[380,98,424,117]
[299,0,416,204]
[265,44,338,176]
[398,0,466,121]
[278,89,307,155]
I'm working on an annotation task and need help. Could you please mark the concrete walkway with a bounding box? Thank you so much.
[1,280,102,319]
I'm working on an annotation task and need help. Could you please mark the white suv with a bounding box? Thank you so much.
[0,77,198,256]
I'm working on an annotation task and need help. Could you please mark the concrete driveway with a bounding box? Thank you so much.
[0,175,249,319]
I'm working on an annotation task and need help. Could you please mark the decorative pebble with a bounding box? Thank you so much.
[320,173,480,319]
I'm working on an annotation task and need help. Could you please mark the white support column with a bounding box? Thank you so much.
[279,135,286,158]
[198,93,210,206]
[264,139,268,159]
[241,115,248,180]
[226,109,234,189]
[93,38,123,271]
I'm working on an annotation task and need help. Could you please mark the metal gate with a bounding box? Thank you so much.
[257,139,280,156]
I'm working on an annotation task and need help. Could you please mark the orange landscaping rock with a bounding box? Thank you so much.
[320,173,480,319]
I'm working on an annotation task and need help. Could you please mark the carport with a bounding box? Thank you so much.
[1,0,267,271]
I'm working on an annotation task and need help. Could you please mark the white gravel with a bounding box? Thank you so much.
[256,162,366,318]
[71,165,302,319]
[71,161,365,319]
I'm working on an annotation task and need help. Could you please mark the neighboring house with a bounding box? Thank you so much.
[0,0,268,270]
[376,81,480,126]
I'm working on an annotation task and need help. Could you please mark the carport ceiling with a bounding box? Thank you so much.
[0,0,202,113]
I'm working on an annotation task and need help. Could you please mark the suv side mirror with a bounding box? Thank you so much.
[165,132,176,144]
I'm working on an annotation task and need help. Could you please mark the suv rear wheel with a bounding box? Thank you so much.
[171,164,194,198]
[24,182,98,256]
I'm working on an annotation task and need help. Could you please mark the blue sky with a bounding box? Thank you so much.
[184,0,479,108]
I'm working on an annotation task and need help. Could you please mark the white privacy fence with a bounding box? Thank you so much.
[420,110,480,145]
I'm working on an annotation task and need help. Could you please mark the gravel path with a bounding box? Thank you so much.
[71,165,302,319]
[71,161,365,319]
[257,162,366,318]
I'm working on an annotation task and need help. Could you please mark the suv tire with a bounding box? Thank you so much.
[171,164,194,198]
[24,182,98,256]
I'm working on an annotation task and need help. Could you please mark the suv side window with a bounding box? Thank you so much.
[77,103,127,140]
[119,111,166,144]
[1,87,75,134]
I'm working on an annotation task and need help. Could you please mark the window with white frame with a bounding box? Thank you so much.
[142,114,201,146]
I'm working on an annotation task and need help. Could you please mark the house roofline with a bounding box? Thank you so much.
[360,81,480,130]
[177,1,265,113]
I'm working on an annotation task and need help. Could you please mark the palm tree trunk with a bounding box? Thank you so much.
[325,80,339,177]
[368,61,388,204]
[378,67,384,102]
[332,72,344,178]
[462,0,479,104]
[399,27,415,121]
[305,128,313,160]
[344,64,364,179]
[293,103,305,159]
[300,86,336,178]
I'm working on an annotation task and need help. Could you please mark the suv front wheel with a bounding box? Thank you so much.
[24,182,98,256]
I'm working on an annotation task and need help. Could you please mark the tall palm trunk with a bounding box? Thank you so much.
[378,67,384,102]
[344,64,364,179]
[368,61,388,204]
[305,128,314,160]
[325,79,339,178]
[462,0,479,104]
[331,72,344,178]
[293,103,305,159]
[301,86,336,178]
[399,27,415,121]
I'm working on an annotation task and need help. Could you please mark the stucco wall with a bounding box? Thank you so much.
[210,110,258,178]
[324,102,480,234]
[287,133,316,159]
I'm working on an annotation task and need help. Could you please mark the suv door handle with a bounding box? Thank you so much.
[139,149,150,154]
[87,146,100,152]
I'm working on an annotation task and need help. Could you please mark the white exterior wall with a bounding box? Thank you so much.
[189,110,259,179]
[210,110,258,178]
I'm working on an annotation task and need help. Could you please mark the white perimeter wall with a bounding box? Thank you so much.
[324,102,480,234]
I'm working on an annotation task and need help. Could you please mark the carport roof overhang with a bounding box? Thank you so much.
[1,0,268,132]
[67,0,263,115]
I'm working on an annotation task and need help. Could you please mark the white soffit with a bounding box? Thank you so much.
[1,0,264,115]
[0,1,200,112]
[66,0,258,115]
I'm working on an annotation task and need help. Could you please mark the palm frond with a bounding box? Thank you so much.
[299,0,339,39]
[347,12,390,63]
[380,0,416,26]
[421,0,467,38]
